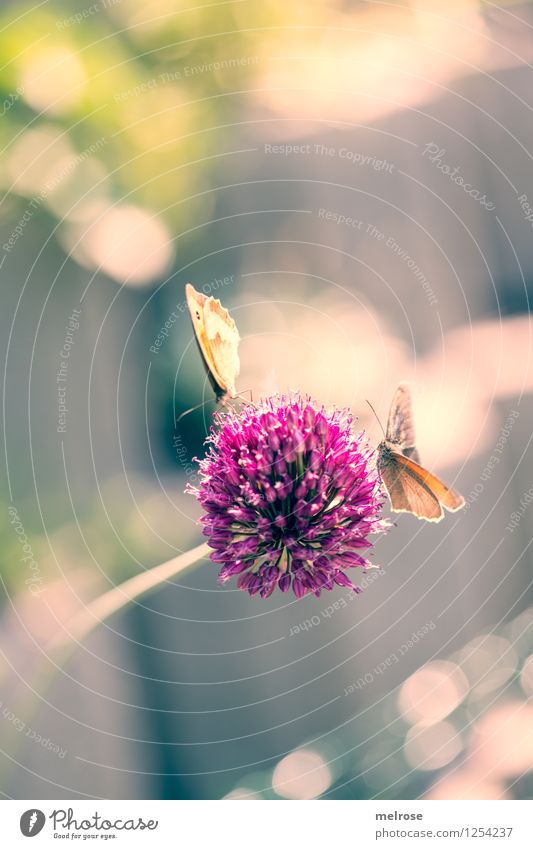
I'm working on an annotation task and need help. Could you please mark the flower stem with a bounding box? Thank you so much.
[0,542,211,789]
[50,541,210,653]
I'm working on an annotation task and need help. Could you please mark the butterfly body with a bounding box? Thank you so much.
[185,283,240,403]
[376,384,464,522]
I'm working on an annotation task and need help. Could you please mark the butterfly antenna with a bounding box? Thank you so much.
[176,398,214,424]
[365,399,386,439]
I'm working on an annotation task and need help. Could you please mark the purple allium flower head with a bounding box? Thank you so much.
[188,395,388,599]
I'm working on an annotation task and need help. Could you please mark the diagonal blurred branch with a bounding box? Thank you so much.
[48,541,210,653]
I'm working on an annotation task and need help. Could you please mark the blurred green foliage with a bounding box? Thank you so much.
[0,0,336,243]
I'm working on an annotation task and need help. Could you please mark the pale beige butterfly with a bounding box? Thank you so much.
[185,283,240,403]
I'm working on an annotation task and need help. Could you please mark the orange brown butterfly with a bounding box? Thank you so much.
[372,383,465,522]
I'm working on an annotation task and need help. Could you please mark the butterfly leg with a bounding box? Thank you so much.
[236,387,256,407]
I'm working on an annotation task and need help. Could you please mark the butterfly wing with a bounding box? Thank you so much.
[378,447,444,521]
[379,446,465,520]
[185,283,239,400]
[203,297,240,398]
[386,382,420,462]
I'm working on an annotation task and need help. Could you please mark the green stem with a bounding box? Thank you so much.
[0,542,211,788]
[49,541,210,653]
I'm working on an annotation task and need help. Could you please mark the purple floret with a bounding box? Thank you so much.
[188,395,388,599]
